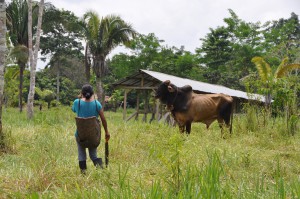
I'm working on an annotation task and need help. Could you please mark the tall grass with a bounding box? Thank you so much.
[0,106,299,198]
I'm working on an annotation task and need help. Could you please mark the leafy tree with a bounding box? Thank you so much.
[35,87,55,108]
[110,33,197,82]
[130,33,162,69]
[35,59,85,106]
[173,49,196,78]
[196,9,264,89]
[44,52,84,102]
[6,0,38,112]
[40,6,84,99]
[40,7,84,55]
[262,13,300,61]
[109,53,137,80]
[196,26,232,85]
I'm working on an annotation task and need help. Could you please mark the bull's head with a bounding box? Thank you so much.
[155,80,177,104]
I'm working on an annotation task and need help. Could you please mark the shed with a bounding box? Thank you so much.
[112,69,265,122]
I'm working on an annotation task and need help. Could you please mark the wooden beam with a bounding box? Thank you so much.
[115,86,157,90]
[126,111,138,122]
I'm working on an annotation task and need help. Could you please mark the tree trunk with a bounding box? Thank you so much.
[56,65,60,102]
[0,0,6,147]
[95,76,104,102]
[18,62,25,112]
[27,0,44,119]
[93,56,106,103]
[84,43,91,83]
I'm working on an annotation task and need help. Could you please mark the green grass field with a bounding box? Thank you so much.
[0,106,299,198]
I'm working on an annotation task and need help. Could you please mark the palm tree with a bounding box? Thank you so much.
[0,0,6,148]
[9,44,28,111]
[6,0,38,112]
[251,56,300,104]
[83,12,136,101]
[81,11,99,83]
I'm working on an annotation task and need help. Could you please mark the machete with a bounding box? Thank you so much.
[105,141,109,167]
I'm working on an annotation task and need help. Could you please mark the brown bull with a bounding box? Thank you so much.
[155,80,233,134]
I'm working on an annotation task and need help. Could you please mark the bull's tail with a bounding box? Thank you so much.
[219,99,234,134]
[229,99,234,134]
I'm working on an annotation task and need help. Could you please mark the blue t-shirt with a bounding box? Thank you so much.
[72,99,102,136]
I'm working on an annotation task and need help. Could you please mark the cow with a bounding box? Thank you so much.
[155,80,233,135]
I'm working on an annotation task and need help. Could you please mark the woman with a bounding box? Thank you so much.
[72,84,110,173]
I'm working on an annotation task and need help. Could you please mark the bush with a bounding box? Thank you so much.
[50,100,61,107]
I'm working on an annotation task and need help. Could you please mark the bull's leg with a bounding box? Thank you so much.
[218,118,232,139]
[217,118,226,138]
[186,122,192,134]
[179,125,185,133]
[219,101,233,133]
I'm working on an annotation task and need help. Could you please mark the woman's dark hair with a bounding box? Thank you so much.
[81,84,94,100]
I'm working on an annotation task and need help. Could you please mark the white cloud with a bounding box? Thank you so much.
[46,0,300,54]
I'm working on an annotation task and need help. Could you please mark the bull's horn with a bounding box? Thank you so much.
[164,80,170,85]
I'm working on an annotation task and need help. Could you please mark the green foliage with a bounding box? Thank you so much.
[262,12,300,61]
[50,100,61,107]
[106,90,123,111]
[9,45,29,64]
[4,66,30,107]
[6,0,38,47]
[196,9,263,90]
[109,33,198,84]
[4,65,19,106]
[250,56,300,119]
[35,70,82,105]
[35,87,55,108]
[40,6,84,59]
[252,56,272,82]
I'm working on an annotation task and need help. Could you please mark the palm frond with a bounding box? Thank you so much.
[83,10,100,40]
[10,45,29,64]
[251,56,272,82]
[4,65,20,79]
[275,57,300,78]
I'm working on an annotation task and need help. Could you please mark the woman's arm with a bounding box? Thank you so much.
[99,109,110,142]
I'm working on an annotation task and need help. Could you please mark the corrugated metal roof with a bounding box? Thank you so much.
[113,69,265,102]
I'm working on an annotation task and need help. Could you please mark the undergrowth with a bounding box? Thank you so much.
[0,106,299,198]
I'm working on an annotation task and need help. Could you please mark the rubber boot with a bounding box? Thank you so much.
[79,160,87,174]
[92,158,103,169]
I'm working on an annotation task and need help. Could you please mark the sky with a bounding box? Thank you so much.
[46,0,299,54]
[37,0,299,70]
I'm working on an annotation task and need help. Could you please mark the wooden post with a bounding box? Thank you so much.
[155,99,160,121]
[142,90,149,122]
[135,91,140,121]
[123,89,128,120]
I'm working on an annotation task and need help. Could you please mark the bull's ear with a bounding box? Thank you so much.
[164,80,170,85]
[168,85,176,92]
